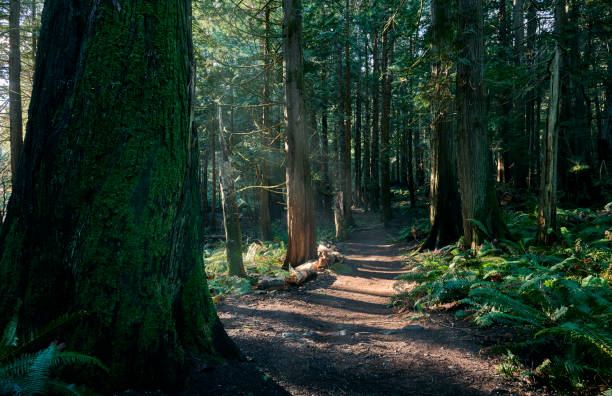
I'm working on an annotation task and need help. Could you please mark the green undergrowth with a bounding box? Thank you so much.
[204,241,290,298]
[392,206,612,395]
[1,313,108,395]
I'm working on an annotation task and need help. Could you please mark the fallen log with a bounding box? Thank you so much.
[287,261,319,285]
[256,276,288,290]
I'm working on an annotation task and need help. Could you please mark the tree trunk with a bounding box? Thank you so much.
[200,122,209,220]
[218,105,245,276]
[422,0,462,250]
[362,40,371,209]
[602,39,612,163]
[342,0,353,228]
[537,0,563,245]
[354,51,362,207]
[282,0,317,268]
[320,71,333,220]
[380,29,392,225]
[457,0,507,249]
[259,5,273,240]
[512,0,528,188]
[9,0,23,184]
[369,31,380,211]
[526,0,539,189]
[0,1,240,391]
[210,113,218,231]
[335,40,348,239]
[497,0,511,185]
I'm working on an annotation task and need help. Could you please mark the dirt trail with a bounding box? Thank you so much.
[215,212,536,395]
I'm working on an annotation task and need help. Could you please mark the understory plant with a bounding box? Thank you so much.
[0,314,108,395]
[393,207,612,394]
[204,241,290,298]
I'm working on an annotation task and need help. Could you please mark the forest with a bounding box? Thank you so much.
[0,0,610,395]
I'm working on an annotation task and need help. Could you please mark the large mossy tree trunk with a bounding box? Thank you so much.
[0,1,240,391]
[457,0,507,249]
[9,0,23,183]
[282,0,317,268]
[537,0,563,245]
[422,0,462,250]
[217,105,246,276]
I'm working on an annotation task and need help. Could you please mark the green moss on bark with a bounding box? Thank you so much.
[0,1,239,391]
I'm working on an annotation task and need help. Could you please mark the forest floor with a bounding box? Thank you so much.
[199,211,551,396]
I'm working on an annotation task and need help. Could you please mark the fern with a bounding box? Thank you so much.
[0,316,108,396]
[394,206,612,393]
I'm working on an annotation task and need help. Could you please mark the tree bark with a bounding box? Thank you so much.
[354,49,362,207]
[335,40,348,239]
[343,0,353,227]
[369,31,380,211]
[512,0,529,188]
[218,105,246,276]
[526,0,539,189]
[422,0,462,250]
[282,0,317,268]
[537,0,563,245]
[362,40,371,209]
[9,0,23,184]
[457,0,507,249]
[210,113,218,231]
[0,1,240,390]
[380,28,393,225]
[320,71,333,220]
[259,5,273,240]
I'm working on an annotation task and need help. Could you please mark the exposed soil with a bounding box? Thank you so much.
[206,211,550,396]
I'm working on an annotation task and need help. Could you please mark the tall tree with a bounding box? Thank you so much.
[282,0,317,268]
[369,30,381,211]
[0,0,240,390]
[9,0,23,182]
[343,0,353,227]
[457,0,507,248]
[380,27,393,225]
[259,5,273,240]
[537,0,563,245]
[218,105,246,276]
[422,0,462,249]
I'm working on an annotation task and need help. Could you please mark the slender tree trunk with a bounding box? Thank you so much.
[9,0,23,183]
[457,0,507,249]
[259,6,273,240]
[354,47,363,207]
[218,105,245,276]
[602,41,612,163]
[210,114,217,231]
[537,0,563,245]
[380,29,392,225]
[362,40,371,209]
[369,31,380,211]
[335,40,348,239]
[200,122,209,220]
[497,0,511,185]
[422,0,462,250]
[320,71,333,220]
[343,0,353,227]
[0,1,240,390]
[282,0,317,268]
[526,0,538,189]
[513,0,529,188]
[31,0,37,54]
